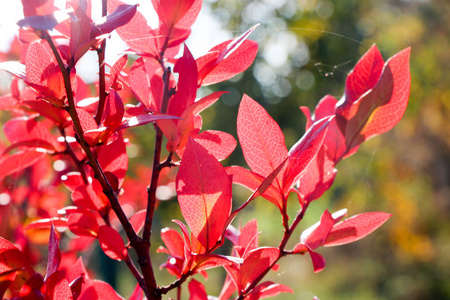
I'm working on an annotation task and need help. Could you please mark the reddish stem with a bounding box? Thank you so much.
[95,0,108,124]
[42,32,160,299]
[236,202,310,299]
[143,61,173,242]
[59,127,89,185]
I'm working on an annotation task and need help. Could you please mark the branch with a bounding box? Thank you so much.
[94,0,108,124]
[142,62,173,242]
[235,202,311,299]
[42,32,161,299]
[158,270,194,295]
[42,32,139,242]
[59,127,89,185]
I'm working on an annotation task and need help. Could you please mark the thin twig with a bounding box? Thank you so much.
[95,0,108,124]
[59,127,89,185]
[142,62,173,242]
[42,31,160,299]
[235,202,310,299]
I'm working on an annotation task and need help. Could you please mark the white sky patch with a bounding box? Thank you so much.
[0,1,22,53]
[187,5,232,58]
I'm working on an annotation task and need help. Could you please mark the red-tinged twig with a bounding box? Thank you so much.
[143,62,173,242]
[177,286,181,300]
[42,31,160,300]
[41,32,138,243]
[94,0,108,125]
[235,202,311,300]
[158,270,194,295]
[124,254,145,289]
[59,127,89,185]
[95,41,107,125]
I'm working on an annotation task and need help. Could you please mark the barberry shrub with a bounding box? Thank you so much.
[0,0,410,299]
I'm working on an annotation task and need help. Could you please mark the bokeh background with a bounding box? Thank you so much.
[0,0,449,299]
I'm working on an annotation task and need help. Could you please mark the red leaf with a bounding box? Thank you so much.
[306,246,326,273]
[110,55,128,89]
[66,3,94,61]
[67,211,100,237]
[218,274,236,300]
[90,280,125,300]
[324,212,392,247]
[98,226,127,261]
[345,45,384,105]
[129,210,146,234]
[72,184,107,212]
[68,257,90,284]
[344,45,385,106]
[197,26,258,86]
[283,116,331,196]
[129,57,163,111]
[336,48,411,150]
[0,269,20,299]
[25,40,65,105]
[179,91,227,124]
[97,133,128,188]
[238,247,279,292]
[76,107,97,134]
[153,0,201,31]
[246,281,293,300]
[237,94,287,188]
[188,279,208,300]
[300,210,345,250]
[22,0,57,17]
[3,116,61,152]
[61,172,85,192]
[69,275,84,300]
[254,157,288,200]
[118,113,181,131]
[194,130,236,161]
[23,95,69,125]
[108,0,156,54]
[102,89,124,130]
[93,4,137,37]
[160,228,185,259]
[25,218,68,231]
[172,91,226,153]
[0,95,18,111]
[172,219,192,253]
[238,219,259,257]
[2,139,56,155]
[19,273,44,297]
[303,95,349,162]
[192,254,242,273]
[225,166,281,207]
[0,237,35,293]
[152,0,201,49]
[45,225,61,281]
[176,138,232,250]
[296,147,337,203]
[128,284,143,300]
[18,10,72,31]
[0,150,46,180]
[168,44,198,118]
[44,271,74,300]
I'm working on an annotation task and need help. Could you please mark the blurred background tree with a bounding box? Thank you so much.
[0,0,449,299]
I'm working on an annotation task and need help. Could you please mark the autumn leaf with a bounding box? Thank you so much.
[176,138,232,250]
